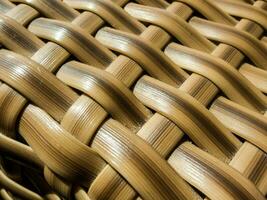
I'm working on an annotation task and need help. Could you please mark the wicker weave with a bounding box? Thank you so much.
[0,0,266,199]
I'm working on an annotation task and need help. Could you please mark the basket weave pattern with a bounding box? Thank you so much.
[0,0,267,199]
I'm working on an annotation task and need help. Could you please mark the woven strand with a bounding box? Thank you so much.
[0,0,266,200]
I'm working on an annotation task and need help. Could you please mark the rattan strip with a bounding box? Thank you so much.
[0,0,266,200]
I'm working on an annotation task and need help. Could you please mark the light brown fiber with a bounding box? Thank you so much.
[0,0,266,200]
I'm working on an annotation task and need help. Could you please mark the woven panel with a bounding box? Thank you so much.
[0,0,266,199]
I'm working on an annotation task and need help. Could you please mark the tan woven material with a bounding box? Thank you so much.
[0,0,266,199]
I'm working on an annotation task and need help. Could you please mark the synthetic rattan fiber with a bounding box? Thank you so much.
[0,0,266,199]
